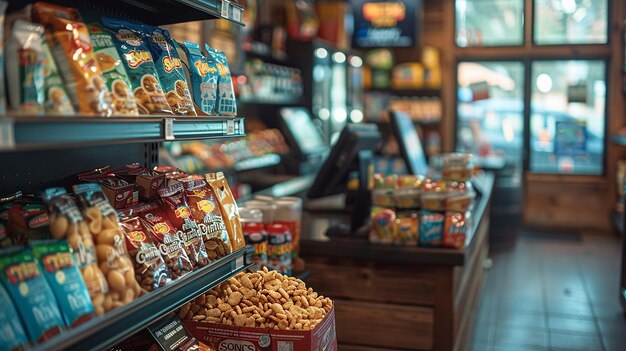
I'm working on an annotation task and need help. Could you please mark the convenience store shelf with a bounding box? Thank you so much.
[32,247,252,351]
[365,87,441,97]
[234,153,282,172]
[0,116,245,152]
[8,0,245,25]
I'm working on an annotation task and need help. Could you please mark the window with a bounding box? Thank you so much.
[534,0,608,45]
[530,60,606,174]
[456,0,524,47]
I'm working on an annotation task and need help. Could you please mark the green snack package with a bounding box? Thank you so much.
[41,39,74,115]
[31,240,95,328]
[0,247,64,344]
[88,22,139,116]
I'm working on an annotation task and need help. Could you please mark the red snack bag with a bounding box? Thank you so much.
[158,184,209,269]
[443,212,468,250]
[140,207,193,279]
[182,179,232,261]
[120,216,172,292]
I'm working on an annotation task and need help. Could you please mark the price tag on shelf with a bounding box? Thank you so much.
[226,119,235,135]
[236,255,244,268]
[232,6,242,22]
[0,119,15,150]
[148,314,194,351]
[164,118,174,140]
[221,0,230,19]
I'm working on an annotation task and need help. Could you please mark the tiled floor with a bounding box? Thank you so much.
[469,230,626,351]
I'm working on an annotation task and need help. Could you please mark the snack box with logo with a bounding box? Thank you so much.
[184,305,337,351]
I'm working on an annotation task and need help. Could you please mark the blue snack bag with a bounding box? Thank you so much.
[418,211,444,247]
[0,283,29,351]
[181,41,218,115]
[143,26,196,116]
[31,240,95,328]
[205,45,237,116]
[0,248,64,344]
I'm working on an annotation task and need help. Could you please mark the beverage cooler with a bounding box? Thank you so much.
[288,39,364,144]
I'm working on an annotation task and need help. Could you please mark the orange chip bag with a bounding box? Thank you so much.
[205,172,245,251]
[32,3,113,116]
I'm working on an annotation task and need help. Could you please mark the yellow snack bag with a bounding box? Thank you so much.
[206,172,245,250]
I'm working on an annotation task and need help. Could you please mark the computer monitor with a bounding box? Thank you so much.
[389,110,429,176]
[308,123,381,233]
[279,107,328,157]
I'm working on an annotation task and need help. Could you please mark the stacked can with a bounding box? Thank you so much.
[239,208,267,272]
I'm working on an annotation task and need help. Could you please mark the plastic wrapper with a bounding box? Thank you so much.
[73,183,142,312]
[42,187,109,316]
[32,3,114,115]
[31,240,95,327]
[183,179,232,261]
[144,26,196,116]
[444,212,468,250]
[206,172,245,250]
[419,211,444,247]
[41,39,74,115]
[158,183,209,269]
[182,41,218,115]
[0,248,63,344]
[0,283,28,351]
[120,216,171,292]
[205,45,237,116]
[88,22,139,115]
[395,211,418,246]
[6,19,44,115]
[140,207,193,279]
[369,206,395,244]
[102,17,172,115]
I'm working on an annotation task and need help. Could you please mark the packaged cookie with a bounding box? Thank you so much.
[6,19,45,115]
[101,17,172,115]
[139,207,193,279]
[0,284,28,351]
[31,240,95,327]
[120,216,171,292]
[0,247,64,344]
[158,183,209,269]
[182,41,218,115]
[206,172,245,251]
[41,38,74,115]
[73,183,142,312]
[42,187,108,316]
[205,45,237,116]
[182,179,232,261]
[143,26,196,116]
[32,3,114,116]
[88,22,139,116]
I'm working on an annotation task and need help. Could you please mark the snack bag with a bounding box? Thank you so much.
[7,199,49,245]
[88,22,139,115]
[205,45,237,116]
[182,41,218,115]
[140,207,193,279]
[144,26,196,116]
[120,216,171,292]
[32,3,114,116]
[6,19,45,115]
[0,283,28,351]
[42,187,108,316]
[158,183,209,269]
[182,179,232,261]
[419,211,444,247]
[443,212,468,250]
[395,211,418,246]
[41,39,74,115]
[0,1,8,115]
[369,206,395,244]
[101,17,172,115]
[206,172,245,250]
[0,248,63,344]
[31,240,95,327]
[73,183,142,311]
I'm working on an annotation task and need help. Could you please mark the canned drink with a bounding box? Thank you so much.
[240,208,267,272]
[266,223,292,275]
[274,197,302,258]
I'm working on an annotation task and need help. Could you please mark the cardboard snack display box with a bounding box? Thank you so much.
[184,306,337,351]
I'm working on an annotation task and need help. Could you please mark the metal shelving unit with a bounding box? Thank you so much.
[31,247,252,351]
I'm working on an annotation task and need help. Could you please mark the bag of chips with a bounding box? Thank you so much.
[206,45,237,116]
[419,211,444,247]
[369,206,395,244]
[31,240,95,327]
[182,179,232,261]
[41,38,74,115]
[182,41,218,115]
[6,19,45,115]
[32,3,114,116]
[88,22,139,116]
[101,17,172,115]
[158,183,209,269]
[120,216,171,292]
[206,172,245,250]
[443,211,468,250]
[0,247,64,344]
[0,283,28,351]
[143,26,196,116]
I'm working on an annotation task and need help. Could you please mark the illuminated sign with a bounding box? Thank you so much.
[353,0,420,48]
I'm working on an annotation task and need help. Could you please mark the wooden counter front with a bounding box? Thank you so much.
[300,173,494,351]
